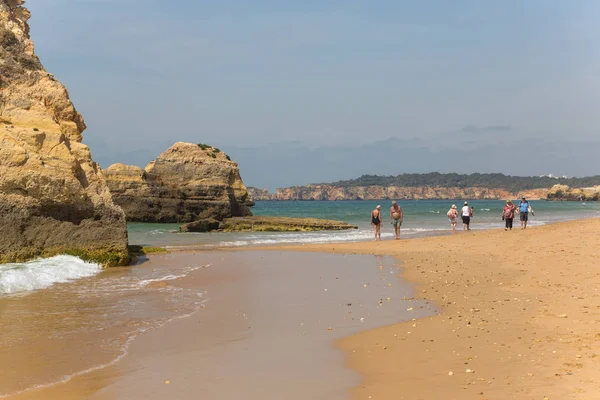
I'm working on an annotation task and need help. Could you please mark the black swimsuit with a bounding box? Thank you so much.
[371,213,381,225]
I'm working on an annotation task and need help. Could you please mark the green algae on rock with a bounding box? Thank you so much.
[180,216,357,232]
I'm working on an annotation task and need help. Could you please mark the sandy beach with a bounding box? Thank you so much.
[281,218,600,399]
[3,251,432,400]
[3,218,599,399]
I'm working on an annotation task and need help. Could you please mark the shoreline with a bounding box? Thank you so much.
[3,217,599,399]
[4,251,432,400]
[277,217,600,399]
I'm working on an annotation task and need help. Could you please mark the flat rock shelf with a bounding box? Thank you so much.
[180,216,358,232]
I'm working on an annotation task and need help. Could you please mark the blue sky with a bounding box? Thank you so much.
[26,1,600,187]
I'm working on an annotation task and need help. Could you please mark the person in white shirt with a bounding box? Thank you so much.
[461,201,473,230]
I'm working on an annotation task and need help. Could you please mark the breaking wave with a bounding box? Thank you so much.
[0,255,101,295]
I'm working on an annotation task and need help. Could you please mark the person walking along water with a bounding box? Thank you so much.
[518,196,534,229]
[502,200,516,230]
[461,201,472,230]
[390,201,403,240]
[447,204,458,231]
[371,205,382,241]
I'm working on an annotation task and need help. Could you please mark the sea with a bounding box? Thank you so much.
[2,200,600,296]
[128,199,600,248]
[0,199,598,397]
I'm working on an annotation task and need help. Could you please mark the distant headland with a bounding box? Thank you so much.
[248,172,600,201]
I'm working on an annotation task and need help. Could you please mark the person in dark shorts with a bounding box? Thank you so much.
[518,196,531,229]
[461,201,472,230]
[502,200,516,230]
[371,205,382,241]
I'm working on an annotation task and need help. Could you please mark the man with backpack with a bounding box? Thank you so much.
[518,196,534,229]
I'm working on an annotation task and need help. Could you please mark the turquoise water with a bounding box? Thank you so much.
[128,200,600,248]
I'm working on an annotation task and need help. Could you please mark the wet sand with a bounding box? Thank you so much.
[4,218,600,399]
[4,251,433,399]
[279,218,600,399]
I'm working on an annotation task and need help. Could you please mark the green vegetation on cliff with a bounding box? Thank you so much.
[326,173,600,193]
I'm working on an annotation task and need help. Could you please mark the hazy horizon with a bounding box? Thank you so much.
[26,0,600,189]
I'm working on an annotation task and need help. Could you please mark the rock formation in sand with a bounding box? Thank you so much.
[180,216,357,232]
[547,184,600,201]
[248,185,548,201]
[104,143,253,222]
[0,0,129,265]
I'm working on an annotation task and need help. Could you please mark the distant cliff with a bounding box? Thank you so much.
[248,172,600,201]
[0,0,129,265]
[247,187,274,201]
[547,184,600,201]
[105,143,253,222]
[249,185,548,201]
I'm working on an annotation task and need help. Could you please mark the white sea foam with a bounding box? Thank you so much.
[0,255,102,295]
[213,227,455,247]
[137,264,208,287]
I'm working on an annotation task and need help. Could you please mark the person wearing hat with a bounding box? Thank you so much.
[371,204,382,241]
[447,204,459,231]
[389,200,403,240]
[518,196,533,229]
[502,200,516,230]
[461,201,473,230]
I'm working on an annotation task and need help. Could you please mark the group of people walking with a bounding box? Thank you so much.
[370,201,403,241]
[499,196,534,231]
[446,201,474,231]
[370,197,534,240]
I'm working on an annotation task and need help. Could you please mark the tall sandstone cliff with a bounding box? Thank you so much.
[0,0,129,264]
[105,143,253,222]
[248,185,548,201]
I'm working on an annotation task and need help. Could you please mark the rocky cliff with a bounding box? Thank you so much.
[105,143,253,222]
[247,187,274,201]
[249,185,548,201]
[0,0,129,265]
[547,184,600,201]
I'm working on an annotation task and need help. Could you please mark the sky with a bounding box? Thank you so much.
[26,0,600,189]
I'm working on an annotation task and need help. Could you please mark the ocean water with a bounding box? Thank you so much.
[0,254,208,397]
[0,255,101,295]
[128,199,600,248]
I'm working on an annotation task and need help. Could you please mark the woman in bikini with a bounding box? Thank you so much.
[371,205,382,241]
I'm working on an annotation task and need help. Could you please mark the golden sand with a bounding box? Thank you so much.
[6,218,600,399]
[280,218,600,399]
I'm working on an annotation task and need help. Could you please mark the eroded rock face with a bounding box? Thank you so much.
[247,187,275,201]
[253,185,548,201]
[0,1,129,265]
[105,142,253,222]
[547,184,600,201]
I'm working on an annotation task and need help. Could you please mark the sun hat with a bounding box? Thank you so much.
[376,205,381,209]
[452,204,456,209]
[392,200,397,205]
[522,195,526,199]
[464,201,468,205]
